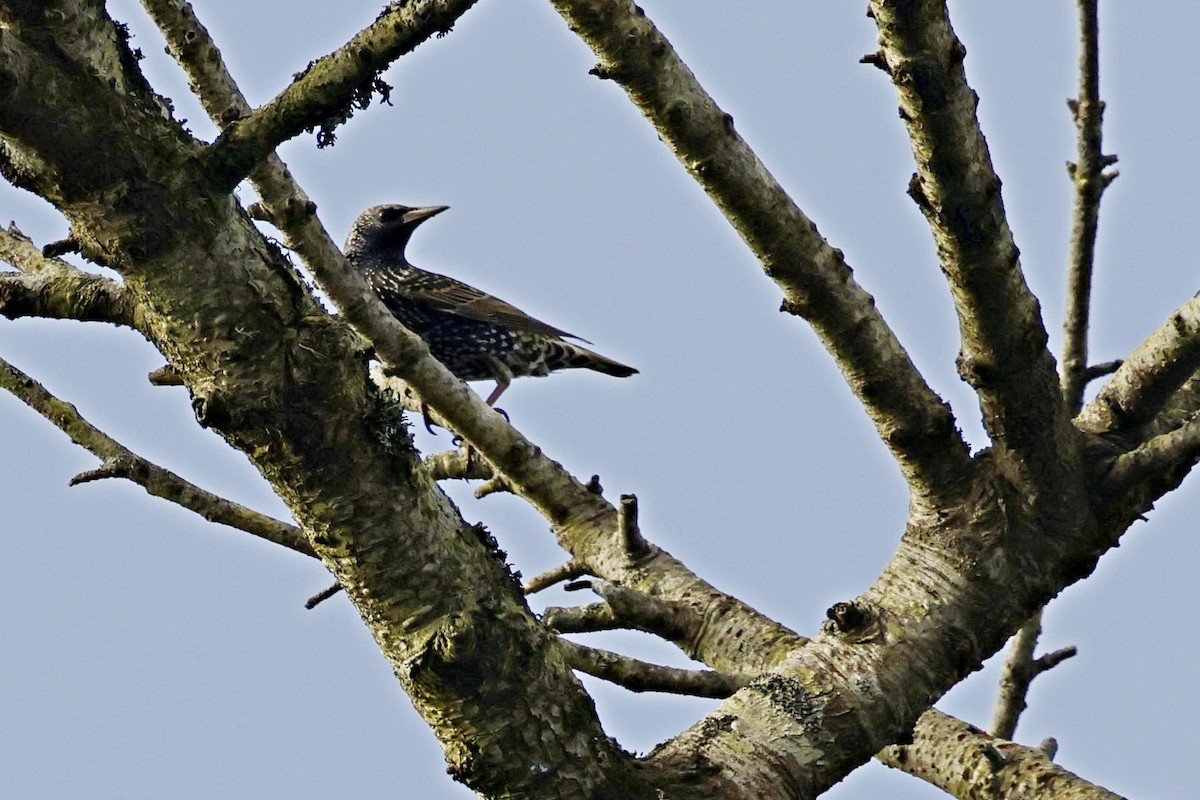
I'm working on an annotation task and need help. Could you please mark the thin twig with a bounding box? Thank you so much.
[305,581,344,609]
[524,559,589,594]
[1061,0,1116,414]
[545,579,693,645]
[558,638,743,698]
[1082,359,1121,384]
[989,610,1043,739]
[0,355,312,557]
[1032,646,1078,675]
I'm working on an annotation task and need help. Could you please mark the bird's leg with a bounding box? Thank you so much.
[420,401,438,435]
[485,379,510,406]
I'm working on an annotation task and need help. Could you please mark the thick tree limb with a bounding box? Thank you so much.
[868,0,1072,496]
[0,226,139,327]
[0,355,312,556]
[3,7,636,796]
[1060,0,1117,414]
[878,710,1125,800]
[548,0,973,515]
[146,0,805,680]
[558,638,744,699]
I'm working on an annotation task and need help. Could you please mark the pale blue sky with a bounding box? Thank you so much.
[2,2,1196,797]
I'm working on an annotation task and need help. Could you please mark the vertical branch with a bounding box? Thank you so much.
[992,0,1113,740]
[1060,0,1117,414]
[988,608,1042,739]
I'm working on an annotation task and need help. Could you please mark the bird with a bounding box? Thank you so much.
[344,204,637,407]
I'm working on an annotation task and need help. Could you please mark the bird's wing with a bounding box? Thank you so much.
[371,267,592,343]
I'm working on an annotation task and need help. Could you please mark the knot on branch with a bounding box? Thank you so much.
[823,600,882,642]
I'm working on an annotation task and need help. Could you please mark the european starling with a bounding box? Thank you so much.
[345,204,637,405]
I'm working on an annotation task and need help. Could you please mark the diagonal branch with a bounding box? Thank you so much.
[1104,413,1200,494]
[867,0,1070,493]
[0,354,312,556]
[558,638,744,699]
[0,226,140,327]
[146,0,804,678]
[1076,292,1200,438]
[547,0,972,513]
[878,710,1125,799]
[198,0,480,188]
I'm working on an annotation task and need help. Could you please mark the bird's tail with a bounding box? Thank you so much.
[553,341,638,378]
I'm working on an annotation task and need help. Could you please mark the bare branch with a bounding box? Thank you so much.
[1077,293,1200,436]
[1061,0,1117,414]
[558,638,744,699]
[167,0,482,188]
[548,0,973,513]
[868,0,1070,492]
[545,579,713,653]
[989,610,1041,739]
[422,448,495,483]
[878,710,1124,800]
[524,559,589,595]
[991,611,1078,740]
[1082,359,1121,384]
[0,355,312,557]
[1104,414,1200,493]
[0,226,138,327]
[305,581,343,610]
[542,602,620,634]
[1032,646,1078,675]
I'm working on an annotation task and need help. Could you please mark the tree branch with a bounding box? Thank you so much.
[1060,0,1117,414]
[1104,414,1200,493]
[0,226,139,327]
[547,0,973,514]
[878,710,1124,800]
[188,0,481,188]
[1077,292,1200,437]
[524,559,589,594]
[0,355,312,557]
[868,0,1071,494]
[558,638,744,699]
[988,611,1077,740]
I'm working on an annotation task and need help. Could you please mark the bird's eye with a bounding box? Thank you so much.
[379,207,405,223]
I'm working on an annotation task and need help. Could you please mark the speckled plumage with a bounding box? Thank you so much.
[344,204,637,403]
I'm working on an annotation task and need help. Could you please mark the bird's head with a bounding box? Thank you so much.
[344,204,449,261]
